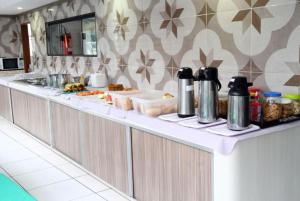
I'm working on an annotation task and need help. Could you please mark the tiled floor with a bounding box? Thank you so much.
[0,116,135,201]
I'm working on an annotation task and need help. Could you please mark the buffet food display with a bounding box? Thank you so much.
[18,70,299,130]
[131,91,177,117]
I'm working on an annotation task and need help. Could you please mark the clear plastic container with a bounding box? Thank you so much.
[263,92,282,122]
[110,90,141,111]
[284,94,300,115]
[280,98,294,118]
[131,91,177,117]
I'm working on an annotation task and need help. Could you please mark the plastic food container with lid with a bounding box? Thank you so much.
[284,94,300,115]
[131,91,177,117]
[263,91,282,122]
[110,90,141,111]
[280,98,294,118]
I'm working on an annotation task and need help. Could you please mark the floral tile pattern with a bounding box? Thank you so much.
[5,0,298,93]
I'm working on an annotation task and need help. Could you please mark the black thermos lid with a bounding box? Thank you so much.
[204,67,219,81]
[228,76,252,96]
[177,67,193,79]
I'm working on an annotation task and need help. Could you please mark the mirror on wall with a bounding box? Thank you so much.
[46,13,97,57]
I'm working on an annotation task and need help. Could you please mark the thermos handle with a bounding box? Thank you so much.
[216,79,222,91]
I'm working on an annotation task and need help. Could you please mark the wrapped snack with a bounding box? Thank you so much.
[280,98,294,118]
[284,94,300,115]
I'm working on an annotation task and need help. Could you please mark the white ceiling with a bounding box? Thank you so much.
[0,0,59,15]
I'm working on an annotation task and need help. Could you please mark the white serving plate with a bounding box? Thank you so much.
[178,118,226,129]
[206,124,260,137]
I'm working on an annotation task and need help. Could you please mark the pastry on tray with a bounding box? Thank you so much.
[108,83,124,91]
[163,92,175,99]
[64,83,85,92]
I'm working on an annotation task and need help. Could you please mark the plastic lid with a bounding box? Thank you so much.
[177,67,193,79]
[263,91,282,97]
[284,93,300,100]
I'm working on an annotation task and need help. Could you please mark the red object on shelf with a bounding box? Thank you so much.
[249,87,260,98]
[249,87,262,122]
[63,33,72,56]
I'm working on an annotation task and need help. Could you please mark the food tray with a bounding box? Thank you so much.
[131,91,177,117]
[109,90,141,111]
[253,115,300,128]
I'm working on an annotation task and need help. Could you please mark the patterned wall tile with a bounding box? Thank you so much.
[128,34,166,89]
[0,17,21,58]
[207,11,251,71]
[106,0,141,27]
[0,0,299,93]
[207,0,250,14]
[252,2,299,91]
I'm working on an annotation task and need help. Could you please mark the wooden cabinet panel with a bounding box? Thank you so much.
[11,89,50,144]
[132,129,212,201]
[81,113,129,194]
[27,94,50,144]
[51,102,82,163]
[0,85,12,121]
[11,89,29,130]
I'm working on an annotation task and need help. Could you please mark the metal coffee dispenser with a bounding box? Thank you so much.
[177,67,195,118]
[227,76,252,130]
[196,67,222,123]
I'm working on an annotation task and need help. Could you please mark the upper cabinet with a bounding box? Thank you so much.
[46,13,97,57]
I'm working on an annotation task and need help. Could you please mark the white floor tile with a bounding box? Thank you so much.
[2,157,52,176]
[19,138,46,149]
[98,189,129,201]
[29,179,94,201]
[13,167,70,190]
[0,124,32,142]
[41,152,69,166]
[76,175,109,192]
[28,143,54,155]
[0,117,136,201]
[0,147,36,165]
[0,132,22,152]
[72,194,106,201]
[57,163,87,178]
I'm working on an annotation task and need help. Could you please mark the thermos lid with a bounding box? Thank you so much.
[177,67,193,79]
[194,67,222,90]
[228,76,252,96]
[203,67,218,81]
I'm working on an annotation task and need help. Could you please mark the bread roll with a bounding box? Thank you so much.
[145,107,162,117]
[161,104,175,114]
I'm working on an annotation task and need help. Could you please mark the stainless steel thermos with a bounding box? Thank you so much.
[227,76,252,130]
[196,67,222,124]
[177,67,195,117]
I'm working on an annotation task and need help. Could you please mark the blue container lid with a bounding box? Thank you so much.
[263,91,282,97]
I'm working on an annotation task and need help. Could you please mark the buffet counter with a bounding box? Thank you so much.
[1,77,300,201]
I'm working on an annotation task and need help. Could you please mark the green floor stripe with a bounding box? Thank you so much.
[0,174,37,201]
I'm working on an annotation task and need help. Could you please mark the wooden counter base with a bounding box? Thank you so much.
[132,129,212,201]
[0,85,12,122]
